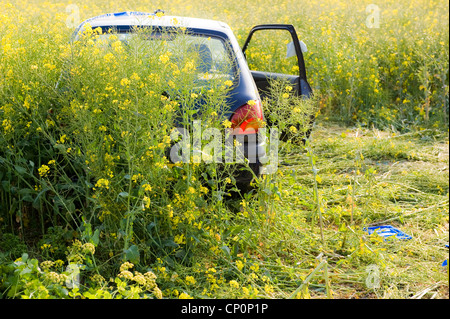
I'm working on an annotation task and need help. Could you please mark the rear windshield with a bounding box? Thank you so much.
[91,27,238,85]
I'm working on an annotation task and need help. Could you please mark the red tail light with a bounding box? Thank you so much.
[230,100,264,134]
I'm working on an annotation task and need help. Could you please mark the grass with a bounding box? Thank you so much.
[271,119,449,298]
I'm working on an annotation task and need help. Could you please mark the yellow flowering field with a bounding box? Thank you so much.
[2,0,448,127]
[0,0,448,300]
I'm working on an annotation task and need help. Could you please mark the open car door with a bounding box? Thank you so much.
[242,24,313,139]
[242,24,312,99]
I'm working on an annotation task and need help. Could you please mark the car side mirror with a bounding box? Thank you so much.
[286,40,307,58]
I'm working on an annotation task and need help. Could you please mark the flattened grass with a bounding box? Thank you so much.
[163,119,448,299]
[272,119,449,298]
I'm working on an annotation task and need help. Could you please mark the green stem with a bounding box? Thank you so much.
[288,259,327,299]
[306,141,324,243]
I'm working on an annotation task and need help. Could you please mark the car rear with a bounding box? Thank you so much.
[72,11,268,186]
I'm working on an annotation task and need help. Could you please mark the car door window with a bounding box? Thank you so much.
[244,29,299,76]
[242,25,311,99]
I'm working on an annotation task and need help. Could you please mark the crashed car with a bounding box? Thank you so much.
[70,10,313,186]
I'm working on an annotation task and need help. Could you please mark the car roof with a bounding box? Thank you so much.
[74,11,232,36]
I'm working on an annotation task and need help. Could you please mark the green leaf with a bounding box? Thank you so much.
[220,245,231,257]
[124,245,140,264]
[117,192,129,202]
[1,181,10,192]
[14,165,27,175]
[33,187,49,209]
[146,222,156,233]
[162,239,178,248]
[21,253,29,262]
[91,228,100,246]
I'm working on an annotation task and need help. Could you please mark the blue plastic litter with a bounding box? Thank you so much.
[364,225,412,241]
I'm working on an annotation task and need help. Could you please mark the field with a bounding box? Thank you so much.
[0,0,448,300]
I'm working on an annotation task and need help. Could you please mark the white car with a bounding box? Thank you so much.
[70,10,313,187]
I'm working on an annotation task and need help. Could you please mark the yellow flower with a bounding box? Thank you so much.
[118,270,133,280]
[174,234,185,244]
[236,260,244,271]
[2,119,13,133]
[153,287,163,299]
[41,243,52,250]
[133,273,147,285]
[104,53,114,63]
[143,196,151,209]
[120,262,134,272]
[183,61,195,72]
[120,78,130,87]
[229,280,240,288]
[111,40,124,53]
[264,284,274,294]
[250,263,259,272]
[95,178,110,189]
[142,183,152,192]
[130,72,141,82]
[38,165,50,177]
[45,271,63,284]
[159,54,170,64]
[82,243,95,254]
[44,63,56,71]
[185,276,196,285]
[222,120,232,128]
[57,134,67,144]
[179,292,193,299]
